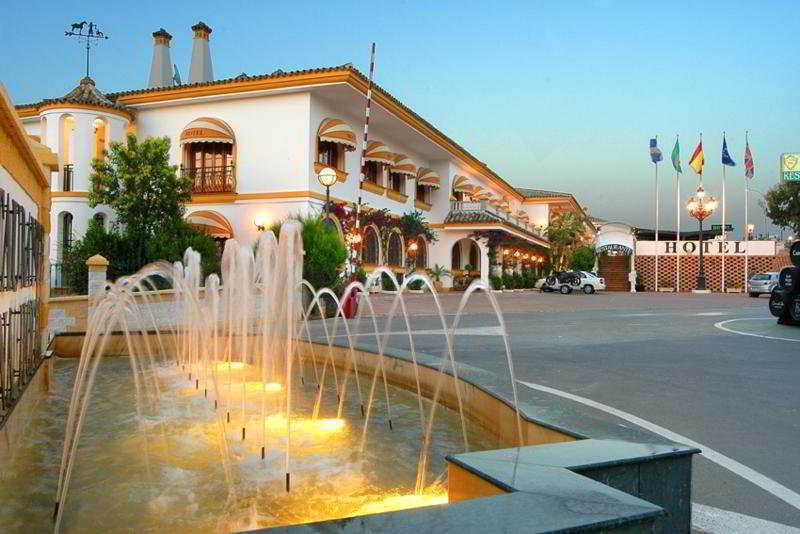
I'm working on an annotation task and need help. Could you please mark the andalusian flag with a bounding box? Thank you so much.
[671,138,682,173]
[689,140,704,175]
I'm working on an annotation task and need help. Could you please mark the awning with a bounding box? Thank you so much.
[364,140,395,165]
[417,168,441,189]
[391,153,417,176]
[186,210,233,238]
[317,118,357,150]
[452,175,477,194]
[475,191,493,200]
[517,210,530,222]
[180,118,234,145]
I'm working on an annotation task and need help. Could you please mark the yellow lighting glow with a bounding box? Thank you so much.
[263,383,282,392]
[354,492,448,516]
[215,361,246,371]
[264,415,346,436]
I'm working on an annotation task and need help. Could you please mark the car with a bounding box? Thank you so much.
[747,272,779,297]
[576,271,606,294]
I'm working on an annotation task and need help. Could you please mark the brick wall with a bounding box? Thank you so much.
[635,254,791,292]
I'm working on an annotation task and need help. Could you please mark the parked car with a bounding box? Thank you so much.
[576,271,606,294]
[747,272,779,297]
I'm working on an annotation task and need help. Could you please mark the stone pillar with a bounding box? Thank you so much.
[86,254,109,300]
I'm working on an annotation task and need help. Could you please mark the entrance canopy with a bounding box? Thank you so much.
[595,222,635,256]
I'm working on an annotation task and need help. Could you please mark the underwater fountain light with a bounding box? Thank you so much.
[215,361,246,371]
[264,414,346,437]
[263,383,282,392]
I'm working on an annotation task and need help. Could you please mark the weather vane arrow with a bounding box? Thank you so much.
[65,21,109,78]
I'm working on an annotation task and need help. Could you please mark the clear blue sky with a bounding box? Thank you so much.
[3,0,797,238]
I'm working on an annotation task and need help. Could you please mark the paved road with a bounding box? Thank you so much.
[312,291,800,529]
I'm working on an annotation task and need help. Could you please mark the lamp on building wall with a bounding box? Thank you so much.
[408,241,419,253]
[253,214,267,232]
[317,167,338,214]
[686,184,718,291]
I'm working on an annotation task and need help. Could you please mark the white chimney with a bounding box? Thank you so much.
[188,22,213,84]
[148,28,173,88]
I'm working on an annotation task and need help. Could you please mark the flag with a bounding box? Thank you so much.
[671,138,682,173]
[744,140,754,180]
[689,141,704,174]
[649,138,663,163]
[721,136,736,166]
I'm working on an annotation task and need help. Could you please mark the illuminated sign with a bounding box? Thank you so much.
[781,153,800,182]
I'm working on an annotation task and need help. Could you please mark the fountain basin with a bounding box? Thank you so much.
[31,332,698,533]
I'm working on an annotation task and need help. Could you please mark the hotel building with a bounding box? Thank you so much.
[15,23,593,288]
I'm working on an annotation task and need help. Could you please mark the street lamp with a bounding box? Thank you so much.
[253,214,267,232]
[686,184,718,291]
[317,167,338,214]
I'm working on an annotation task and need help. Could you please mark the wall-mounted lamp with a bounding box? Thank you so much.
[253,214,268,232]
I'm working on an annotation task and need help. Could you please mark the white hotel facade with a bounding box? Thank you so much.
[16,23,592,288]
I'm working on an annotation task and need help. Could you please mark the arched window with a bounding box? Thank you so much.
[93,212,106,229]
[180,118,236,193]
[363,227,379,265]
[451,242,461,270]
[387,232,403,267]
[60,115,75,191]
[92,118,109,161]
[415,238,427,270]
[60,212,73,258]
[40,116,48,146]
[469,242,480,270]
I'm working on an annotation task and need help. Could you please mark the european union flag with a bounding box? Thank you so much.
[649,138,663,163]
[721,136,736,166]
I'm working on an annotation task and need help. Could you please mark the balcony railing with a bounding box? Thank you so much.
[62,164,73,192]
[181,165,236,194]
[449,200,547,239]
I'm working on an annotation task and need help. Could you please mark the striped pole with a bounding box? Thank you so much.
[356,43,376,231]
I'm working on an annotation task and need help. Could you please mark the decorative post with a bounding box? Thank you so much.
[686,185,717,293]
[86,254,109,311]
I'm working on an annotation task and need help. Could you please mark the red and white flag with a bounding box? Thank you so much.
[744,139,754,180]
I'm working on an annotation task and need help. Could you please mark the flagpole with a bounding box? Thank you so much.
[654,142,659,293]
[744,130,749,291]
[721,132,727,293]
[676,140,681,292]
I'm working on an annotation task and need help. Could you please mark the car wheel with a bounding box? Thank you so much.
[583,284,595,294]
[559,285,572,295]
[749,292,759,298]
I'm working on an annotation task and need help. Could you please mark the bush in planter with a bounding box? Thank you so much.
[502,272,515,289]
[299,216,348,291]
[489,274,503,290]
[512,272,523,289]
[381,272,398,291]
[408,279,424,291]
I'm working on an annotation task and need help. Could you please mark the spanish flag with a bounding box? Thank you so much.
[689,141,704,175]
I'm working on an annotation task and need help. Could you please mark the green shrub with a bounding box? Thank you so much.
[300,216,348,291]
[381,271,398,291]
[570,245,596,271]
[512,272,523,289]
[408,279,424,291]
[502,273,514,289]
[489,274,503,290]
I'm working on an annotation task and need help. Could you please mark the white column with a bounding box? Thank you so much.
[73,114,92,191]
[480,244,489,286]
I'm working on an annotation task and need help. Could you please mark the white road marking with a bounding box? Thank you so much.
[715,318,800,343]
[696,311,728,316]
[517,380,800,513]
[693,503,800,533]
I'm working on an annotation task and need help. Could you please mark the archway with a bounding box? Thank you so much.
[451,237,483,290]
[362,226,380,266]
[387,231,403,267]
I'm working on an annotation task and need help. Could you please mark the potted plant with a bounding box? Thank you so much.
[427,264,451,292]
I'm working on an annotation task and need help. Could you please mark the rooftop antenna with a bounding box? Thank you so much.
[65,21,109,78]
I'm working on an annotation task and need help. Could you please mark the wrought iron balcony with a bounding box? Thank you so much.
[448,200,547,239]
[62,164,73,192]
[181,165,236,194]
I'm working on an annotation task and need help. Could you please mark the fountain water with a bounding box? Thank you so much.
[47,220,523,532]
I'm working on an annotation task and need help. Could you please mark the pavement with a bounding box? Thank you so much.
[312,290,800,531]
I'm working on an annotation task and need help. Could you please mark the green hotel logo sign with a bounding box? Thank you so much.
[781,153,800,182]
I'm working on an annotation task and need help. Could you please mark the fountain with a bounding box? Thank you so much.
[26,219,522,532]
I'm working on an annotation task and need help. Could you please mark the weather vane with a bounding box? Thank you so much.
[65,21,108,78]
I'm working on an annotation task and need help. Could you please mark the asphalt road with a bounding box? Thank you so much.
[310,291,800,529]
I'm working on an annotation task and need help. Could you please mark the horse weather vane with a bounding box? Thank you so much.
[65,21,108,78]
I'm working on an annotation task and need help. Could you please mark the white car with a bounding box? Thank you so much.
[576,271,606,294]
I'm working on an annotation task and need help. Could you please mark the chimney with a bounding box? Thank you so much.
[188,22,213,84]
[148,28,173,88]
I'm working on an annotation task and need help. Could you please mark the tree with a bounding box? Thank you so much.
[90,134,192,263]
[570,245,596,271]
[300,216,348,291]
[763,182,800,236]
[547,211,587,270]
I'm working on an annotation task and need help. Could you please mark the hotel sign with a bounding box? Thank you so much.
[781,153,800,182]
[636,240,777,256]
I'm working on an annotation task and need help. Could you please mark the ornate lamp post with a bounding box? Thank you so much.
[317,167,338,214]
[686,185,718,291]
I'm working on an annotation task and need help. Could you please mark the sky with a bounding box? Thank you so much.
[3,0,798,239]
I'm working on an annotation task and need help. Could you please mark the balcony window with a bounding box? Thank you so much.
[318,140,343,171]
[389,172,405,194]
[364,161,381,185]
[182,142,235,193]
